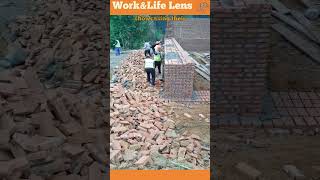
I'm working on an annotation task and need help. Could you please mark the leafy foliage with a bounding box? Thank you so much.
[110,16,166,50]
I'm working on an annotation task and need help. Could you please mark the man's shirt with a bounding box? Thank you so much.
[144,58,155,69]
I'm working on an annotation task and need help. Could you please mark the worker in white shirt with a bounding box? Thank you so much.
[144,55,156,86]
[113,40,121,56]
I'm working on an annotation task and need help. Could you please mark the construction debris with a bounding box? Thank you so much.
[0,0,107,179]
[110,51,210,169]
[283,165,306,179]
[235,162,262,179]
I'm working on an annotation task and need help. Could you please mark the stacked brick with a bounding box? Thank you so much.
[164,38,195,99]
[212,0,272,117]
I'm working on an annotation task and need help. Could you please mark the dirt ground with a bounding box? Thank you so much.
[166,103,210,145]
[194,73,210,91]
[213,128,320,179]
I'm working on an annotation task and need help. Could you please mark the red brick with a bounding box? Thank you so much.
[304,117,318,127]
[272,118,285,128]
[293,117,307,127]
[302,99,313,108]
[314,117,320,125]
[277,108,289,116]
[299,92,310,100]
[281,117,295,128]
[289,92,299,99]
[287,108,299,116]
[296,108,308,116]
[134,156,150,166]
[306,108,320,116]
[307,92,319,100]
[279,92,290,100]
[292,99,304,108]
[282,99,294,107]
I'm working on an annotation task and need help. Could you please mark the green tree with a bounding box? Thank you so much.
[110,16,165,50]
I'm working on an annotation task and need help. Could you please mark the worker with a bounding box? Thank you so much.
[114,39,121,56]
[151,41,160,55]
[144,54,155,86]
[154,41,162,74]
[143,41,152,57]
[154,41,162,55]
[154,52,162,74]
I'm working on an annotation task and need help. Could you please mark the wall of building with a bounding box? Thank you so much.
[212,0,272,117]
[166,18,210,52]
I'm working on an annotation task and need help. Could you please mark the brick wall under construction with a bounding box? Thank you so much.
[212,0,272,117]
[164,38,195,99]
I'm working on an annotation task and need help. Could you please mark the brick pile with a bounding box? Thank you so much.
[110,51,209,170]
[163,38,195,99]
[0,0,108,179]
[212,0,271,117]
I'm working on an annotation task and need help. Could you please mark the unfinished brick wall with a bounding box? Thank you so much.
[164,38,195,99]
[165,18,210,52]
[212,0,272,117]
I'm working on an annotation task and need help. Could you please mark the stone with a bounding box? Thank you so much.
[48,98,72,123]
[304,8,320,20]
[283,165,305,179]
[83,68,100,83]
[62,144,85,157]
[112,141,122,150]
[89,162,103,180]
[85,144,108,165]
[177,147,187,161]
[165,129,178,138]
[123,150,137,161]
[5,46,28,66]
[31,159,67,176]
[183,113,192,119]
[236,162,262,179]
[135,156,150,166]
[12,133,64,152]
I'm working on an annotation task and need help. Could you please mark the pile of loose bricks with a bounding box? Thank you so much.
[212,0,272,117]
[110,51,210,169]
[163,38,195,100]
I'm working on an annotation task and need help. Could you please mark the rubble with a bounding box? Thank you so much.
[235,162,262,179]
[110,51,210,169]
[0,0,107,179]
[283,165,306,179]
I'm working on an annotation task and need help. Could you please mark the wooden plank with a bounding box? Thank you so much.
[291,10,320,44]
[198,64,210,74]
[272,11,318,43]
[195,69,210,81]
[270,0,291,14]
[190,52,209,64]
[299,0,313,8]
[272,23,320,63]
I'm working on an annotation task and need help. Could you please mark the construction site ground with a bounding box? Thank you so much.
[213,128,320,179]
[167,103,210,145]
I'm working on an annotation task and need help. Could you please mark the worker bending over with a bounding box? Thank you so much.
[144,41,152,57]
[144,55,155,86]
